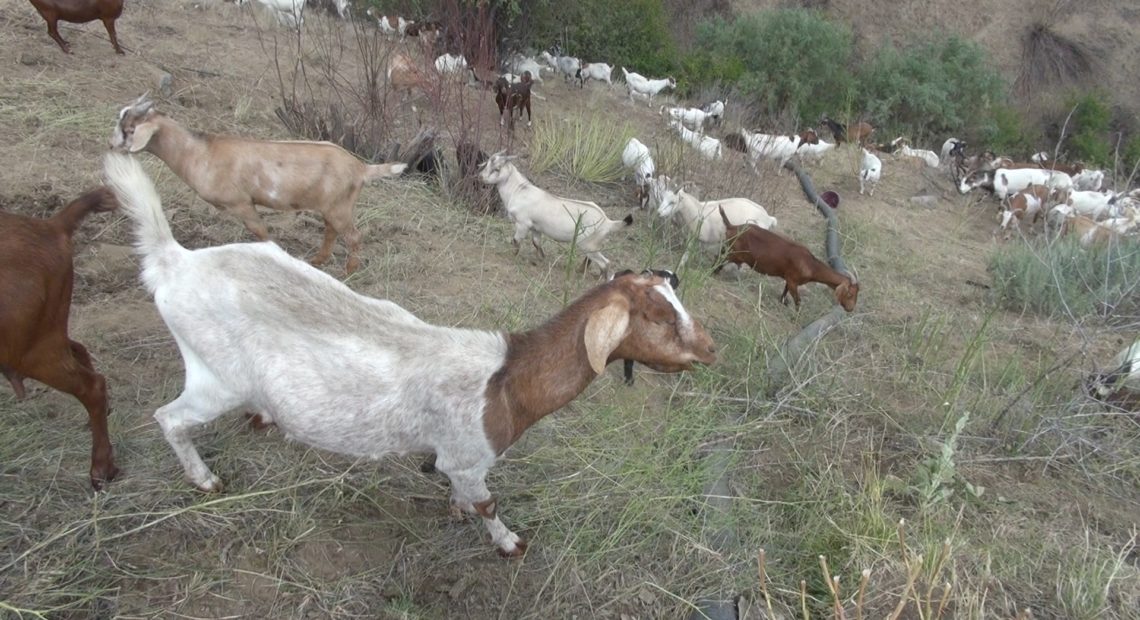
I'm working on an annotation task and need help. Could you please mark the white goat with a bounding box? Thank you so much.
[1059,189,1119,221]
[940,138,964,164]
[505,54,545,83]
[655,184,777,254]
[103,153,715,558]
[478,153,633,276]
[1072,169,1105,191]
[670,119,722,160]
[620,67,675,106]
[367,10,408,37]
[1090,340,1140,402]
[959,168,1069,199]
[110,95,406,275]
[701,99,726,125]
[578,62,613,86]
[860,149,882,196]
[540,51,582,85]
[797,139,835,166]
[435,53,469,75]
[622,138,656,209]
[1030,151,1050,164]
[238,0,304,27]
[741,129,814,170]
[891,137,940,168]
[660,105,711,129]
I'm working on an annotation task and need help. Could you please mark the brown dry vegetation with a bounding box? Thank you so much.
[1,1,1138,618]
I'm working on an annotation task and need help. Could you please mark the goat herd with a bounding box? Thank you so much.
[5,0,1139,561]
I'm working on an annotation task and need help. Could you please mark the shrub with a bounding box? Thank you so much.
[529,115,635,184]
[858,36,1004,141]
[1062,92,1114,168]
[982,104,1035,156]
[688,10,855,122]
[988,236,1140,322]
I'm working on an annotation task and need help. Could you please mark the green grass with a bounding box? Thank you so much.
[529,114,636,184]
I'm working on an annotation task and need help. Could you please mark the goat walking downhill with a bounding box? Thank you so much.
[110,95,406,275]
[104,152,715,556]
[0,187,119,489]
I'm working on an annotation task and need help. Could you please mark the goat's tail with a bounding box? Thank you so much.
[364,162,408,182]
[718,206,734,232]
[103,153,185,292]
[53,187,118,236]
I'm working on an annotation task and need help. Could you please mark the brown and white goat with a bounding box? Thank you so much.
[109,95,406,275]
[27,0,124,54]
[998,184,1052,239]
[105,151,716,556]
[819,114,874,146]
[0,187,119,489]
[715,207,859,312]
[494,71,533,129]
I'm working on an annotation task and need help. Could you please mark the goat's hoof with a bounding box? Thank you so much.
[90,464,120,491]
[497,539,528,559]
[244,411,274,431]
[195,476,224,494]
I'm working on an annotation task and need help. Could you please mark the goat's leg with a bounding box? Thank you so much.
[228,203,271,242]
[25,344,116,489]
[584,251,610,278]
[530,231,545,258]
[102,17,124,54]
[1,365,28,400]
[442,466,526,557]
[154,362,244,492]
[325,210,363,275]
[525,100,532,128]
[44,15,71,53]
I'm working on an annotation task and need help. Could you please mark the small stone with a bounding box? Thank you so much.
[158,72,174,97]
[19,52,45,66]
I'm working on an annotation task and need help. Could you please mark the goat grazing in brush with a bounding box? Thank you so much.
[109,95,406,275]
[478,152,633,277]
[819,114,874,145]
[622,138,656,209]
[621,68,676,106]
[860,148,882,196]
[716,207,859,312]
[27,0,125,54]
[1,187,119,489]
[105,152,715,557]
[655,182,777,256]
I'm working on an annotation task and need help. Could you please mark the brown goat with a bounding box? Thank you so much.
[494,71,533,129]
[0,187,119,489]
[715,206,859,312]
[819,114,874,146]
[27,0,124,55]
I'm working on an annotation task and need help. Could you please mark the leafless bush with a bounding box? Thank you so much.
[1014,16,1095,98]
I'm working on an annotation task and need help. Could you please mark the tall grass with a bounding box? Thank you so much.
[529,115,635,184]
[988,236,1140,321]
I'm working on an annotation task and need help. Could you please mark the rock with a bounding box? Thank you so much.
[158,72,174,97]
[19,52,46,66]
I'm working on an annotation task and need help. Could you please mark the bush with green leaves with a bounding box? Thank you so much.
[857,36,1004,142]
[982,104,1036,156]
[988,236,1140,322]
[1062,92,1114,168]
[688,10,855,122]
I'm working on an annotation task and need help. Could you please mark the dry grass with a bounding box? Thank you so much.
[0,1,1138,618]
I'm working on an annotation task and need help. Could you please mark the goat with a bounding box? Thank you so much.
[819,114,874,145]
[716,207,859,311]
[741,129,818,170]
[620,68,675,106]
[0,187,119,489]
[941,138,965,165]
[655,183,776,256]
[1071,169,1105,192]
[701,99,726,125]
[435,53,468,75]
[621,138,655,209]
[660,105,711,130]
[109,95,406,275]
[890,137,940,168]
[860,148,882,196]
[1087,339,1140,407]
[796,138,836,167]
[504,54,545,83]
[670,119,722,160]
[27,0,124,54]
[104,152,715,557]
[237,0,304,28]
[1062,213,1121,247]
[540,51,582,86]
[959,168,1069,199]
[478,153,633,277]
[577,62,614,86]
[1056,189,1120,221]
[367,10,408,37]
[617,269,680,386]
[998,184,1051,239]
[494,72,533,129]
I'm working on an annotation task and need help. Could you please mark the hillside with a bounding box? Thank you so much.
[732,0,1140,125]
[0,1,1137,618]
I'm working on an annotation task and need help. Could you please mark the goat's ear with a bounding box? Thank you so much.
[129,121,158,153]
[584,298,631,375]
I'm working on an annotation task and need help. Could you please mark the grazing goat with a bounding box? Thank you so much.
[621,68,675,106]
[110,95,406,275]
[505,54,545,83]
[105,152,715,557]
[716,207,859,311]
[1088,339,1140,408]
[577,62,614,86]
[959,168,1070,199]
[941,138,965,165]
[661,105,712,130]
[367,10,408,37]
[237,0,304,28]
[28,0,124,54]
[741,129,818,170]
[1072,169,1105,192]
[860,148,882,196]
[541,51,582,86]
[478,153,633,277]
[621,138,655,209]
[1062,213,1121,247]
[701,99,726,125]
[656,184,776,255]
[0,187,119,489]
[890,137,940,168]
[617,268,680,386]
[998,184,1051,239]
[796,138,835,167]
[1056,189,1119,221]
[494,72,533,129]
[819,114,874,145]
[434,53,468,75]
[670,119,722,160]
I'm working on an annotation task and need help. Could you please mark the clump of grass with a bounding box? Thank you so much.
[529,114,635,184]
[1015,16,1095,97]
[988,236,1140,321]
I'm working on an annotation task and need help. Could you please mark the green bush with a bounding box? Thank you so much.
[688,10,855,121]
[988,236,1140,321]
[982,104,1035,156]
[1062,92,1113,167]
[858,36,1004,141]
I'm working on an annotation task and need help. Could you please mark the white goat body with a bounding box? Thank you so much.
[578,62,613,85]
[1062,189,1118,221]
[657,186,776,252]
[670,119,722,160]
[621,67,675,105]
[741,129,804,168]
[940,138,963,164]
[540,51,581,83]
[435,53,469,75]
[661,105,710,129]
[796,139,835,166]
[622,138,655,207]
[479,154,632,275]
[860,149,882,196]
[505,55,545,83]
[1071,169,1105,191]
[238,0,304,27]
